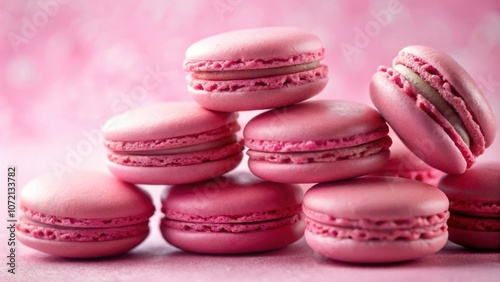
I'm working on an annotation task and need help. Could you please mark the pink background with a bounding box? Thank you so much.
[1,0,499,281]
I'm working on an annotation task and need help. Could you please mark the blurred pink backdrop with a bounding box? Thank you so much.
[1,0,499,186]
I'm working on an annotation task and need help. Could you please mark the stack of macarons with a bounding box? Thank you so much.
[18,27,498,263]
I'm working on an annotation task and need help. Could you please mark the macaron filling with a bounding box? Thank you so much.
[105,121,240,151]
[108,139,244,167]
[183,49,325,72]
[245,128,389,152]
[379,66,476,167]
[247,136,391,164]
[192,61,321,80]
[393,64,471,146]
[17,216,149,242]
[304,208,449,241]
[188,65,328,93]
[162,204,303,233]
[162,214,301,233]
[124,135,238,155]
[21,207,153,228]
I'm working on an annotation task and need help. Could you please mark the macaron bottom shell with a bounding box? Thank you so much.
[448,226,500,250]
[189,78,328,112]
[248,151,390,183]
[305,231,448,263]
[17,232,149,258]
[106,152,243,185]
[160,220,305,254]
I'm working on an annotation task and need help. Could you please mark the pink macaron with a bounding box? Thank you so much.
[103,102,244,184]
[17,170,155,258]
[303,177,449,263]
[368,130,444,186]
[183,27,328,112]
[438,162,500,249]
[244,100,392,183]
[370,45,496,175]
[160,172,305,254]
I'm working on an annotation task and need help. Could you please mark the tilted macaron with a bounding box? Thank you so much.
[244,100,392,183]
[103,102,244,184]
[160,172,305,254]
[303,177,449,263]
[438,162,500,249]
[370,45,496,175]
[183,27,328,112]
[368,130,444,186]
[16,170,155,258]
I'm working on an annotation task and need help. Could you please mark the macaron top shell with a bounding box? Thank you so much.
[439,162,500,216]
[21,170,155,219]
[304,177,449,220]
[102,102,238,142]
[184,27,324,71]
[244,100,388,145]
[395,45,496,151]
[161,172,302,218]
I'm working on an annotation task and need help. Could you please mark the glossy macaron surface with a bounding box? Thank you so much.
[184,27,324,70]
[17,170,155,258]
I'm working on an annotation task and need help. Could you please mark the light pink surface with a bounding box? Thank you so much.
[2,0,500,280]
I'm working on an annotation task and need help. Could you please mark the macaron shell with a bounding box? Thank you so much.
[448,226,500,250]
[371,71,467,174]
[189,76,327,112]
[184,27,324,71]
[162,172,302,217]
[102,102,238,142]
[244,100,388,142]
[305,230,448,263]
[248,151,390,184]
[438,162,500,217]
[160,220,305,254]
[106,152,242,185]
[20,170,154,219]
[304,177,449,220]
[18,232,148,258]
[368,130,444,185]
[396,45,496,147]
